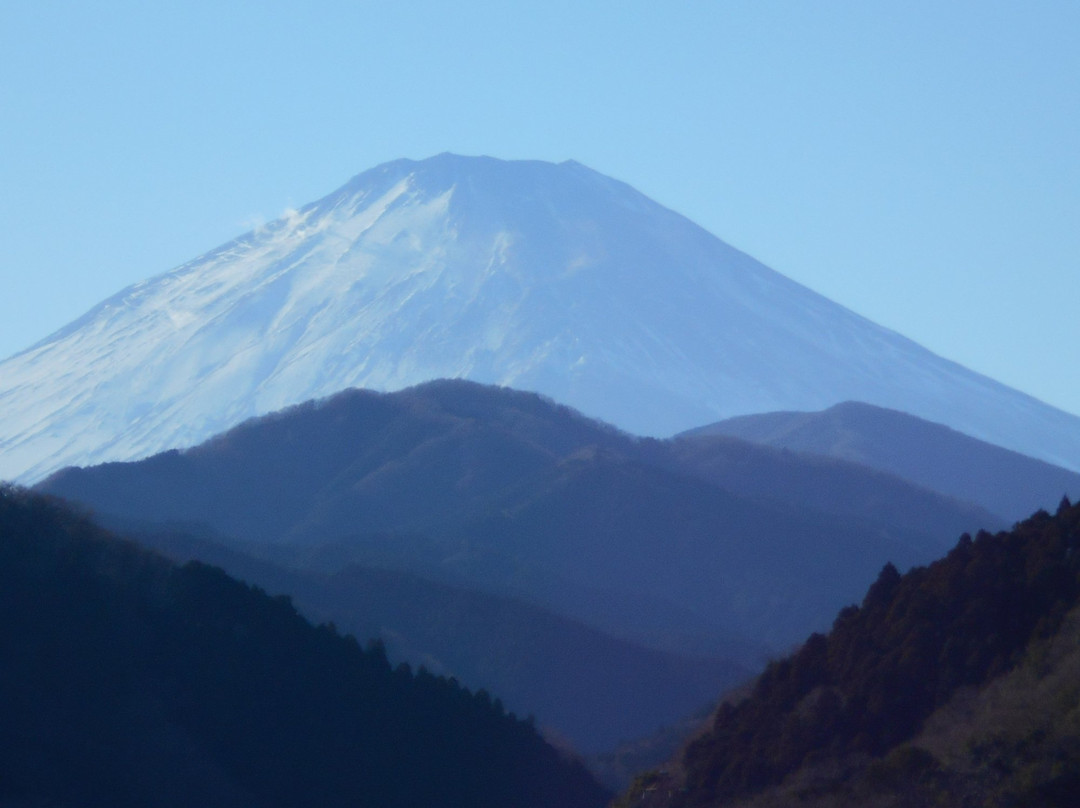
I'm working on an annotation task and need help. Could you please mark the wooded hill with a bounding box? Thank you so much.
[109,518,748,756]
[0,486,608,808]
[36,379,1008,759]
[686,400,1080,521]
[39,380,1000,658]
[619,497,1080,807]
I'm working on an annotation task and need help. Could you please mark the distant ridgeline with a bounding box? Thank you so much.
[0,487,608,808]
[620,497,1080,808]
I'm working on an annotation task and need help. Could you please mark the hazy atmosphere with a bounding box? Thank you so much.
[2,1,1078,415]
[6,5,1080,806]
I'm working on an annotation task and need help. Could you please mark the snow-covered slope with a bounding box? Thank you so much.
[2,153,1079,481]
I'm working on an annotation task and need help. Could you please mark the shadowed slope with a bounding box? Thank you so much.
[116,519,748,755]
[40,380,999,655]
[618,498,1080,808]
[687,400,1080,521]
[0,487,609,808]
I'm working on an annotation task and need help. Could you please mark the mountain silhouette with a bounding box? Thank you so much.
[4,154,1080,482]
[0,486,608,808]
[685,400,1080,521]
[40,380,1000,656]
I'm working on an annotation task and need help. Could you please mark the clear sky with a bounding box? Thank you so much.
[2,1,1078,415]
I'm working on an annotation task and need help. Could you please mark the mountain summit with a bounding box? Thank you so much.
[2,154,1078,481]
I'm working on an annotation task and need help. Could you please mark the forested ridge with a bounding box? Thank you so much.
[620,497,1080,807]
[0,486,608,808]
[685,401,1080,522]
[40,379,998,658]
[109,516,747,757]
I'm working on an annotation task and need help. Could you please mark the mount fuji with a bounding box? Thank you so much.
[2,153,1079,482]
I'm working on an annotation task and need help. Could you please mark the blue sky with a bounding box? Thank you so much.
[2,1,1078,416]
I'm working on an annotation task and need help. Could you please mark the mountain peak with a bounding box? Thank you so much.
[2,157,1080,482]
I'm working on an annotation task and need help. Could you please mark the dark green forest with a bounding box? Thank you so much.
[0,486,608,808]
[620,497,1080,807]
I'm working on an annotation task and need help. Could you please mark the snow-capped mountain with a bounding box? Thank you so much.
[2,153,1079,482]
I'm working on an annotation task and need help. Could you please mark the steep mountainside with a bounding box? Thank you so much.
[0,486,608,808]
[115,519,748,755]
[39,380,999,656]
[619,498,1080,808]
[4,154,1080,482]
[687,401,1080,521]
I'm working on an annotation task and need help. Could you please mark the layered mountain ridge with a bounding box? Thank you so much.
[618,499,1080,808]
[98,514,749,756]
[38,378,1010,760]
[39,379,999,658]
[686,401,1080,521]
[0,486,609,808]
[3,153,1080,482]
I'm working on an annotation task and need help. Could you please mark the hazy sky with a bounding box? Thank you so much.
[2,1,1078,415]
